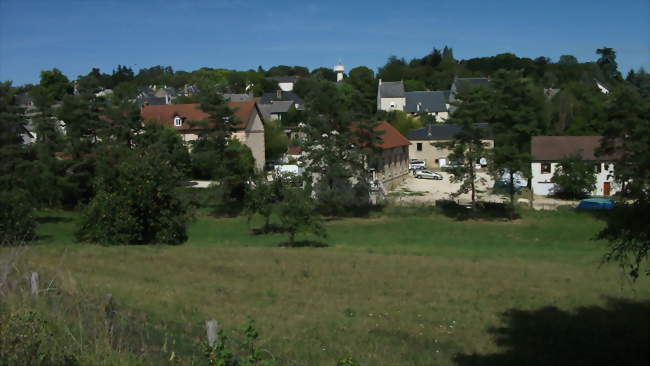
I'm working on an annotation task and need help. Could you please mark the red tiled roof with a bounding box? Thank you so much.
[531,136,619,161]
[140,100,260,130]
[373,121,411,149]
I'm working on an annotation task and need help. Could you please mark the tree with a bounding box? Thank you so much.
[264,118,289,162]
[597,87,650,278]
[440,87,491,208]
[0,82,36,244]
[381,110,422,135]
[490,70,548,208]
[558,55,578,65]
[299,80,380,214]
[135,122,192,178]
[596,47,620,80]
[550,154,597,199]
[76,147,188,245]
[277,186,326,246]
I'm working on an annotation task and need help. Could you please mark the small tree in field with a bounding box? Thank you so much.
[550,154,597,199]
[277,187,326,246]
[76,148,188,245]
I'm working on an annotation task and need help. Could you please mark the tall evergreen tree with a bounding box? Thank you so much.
[440,87,491,208]
[489,70,548,207]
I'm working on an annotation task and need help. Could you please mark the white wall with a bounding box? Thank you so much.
[531,161,620,196]
[379,97,406,112]
[278,82,293,92]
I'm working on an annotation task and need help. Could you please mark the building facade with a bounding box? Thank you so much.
[406,124,493,169]
[530,136,620,197]
[141,100,266,170]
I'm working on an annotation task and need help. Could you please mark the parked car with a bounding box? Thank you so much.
[415,170,443,180]
[576,198,615,211]
[409,159,426,171]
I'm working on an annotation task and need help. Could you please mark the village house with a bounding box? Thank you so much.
[530,136,620,197]
[141,100,266,170]
[376,80,406,112]
[406,123,493,169]
[377,80,450,122]
[257,90,305,121]
[404,90,450,122]
[371,121,411,190]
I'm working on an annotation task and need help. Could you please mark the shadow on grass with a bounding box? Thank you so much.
[35,216,74,224]
[454,297,649,366]
[250,224,287,235]
[278,240,329,248]
[436,200,520,221]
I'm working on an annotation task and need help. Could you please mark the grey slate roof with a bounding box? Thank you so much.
[259,91,305,110]
[378,81,405,98]
[406,123,491,140]
[404,91,448,113]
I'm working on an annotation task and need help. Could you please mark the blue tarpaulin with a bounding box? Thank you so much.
[576,198,615,210]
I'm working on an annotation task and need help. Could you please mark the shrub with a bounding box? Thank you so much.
[277,187,326,246]
[0,189,36,245]
[76,148,188,245]
[0,310,77,365]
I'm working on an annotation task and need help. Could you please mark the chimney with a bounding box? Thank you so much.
[276,90,282,99]
[427,123,432,137]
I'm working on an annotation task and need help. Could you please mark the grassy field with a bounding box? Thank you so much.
[5,207,649,365]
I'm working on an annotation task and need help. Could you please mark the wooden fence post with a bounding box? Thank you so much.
[104,293,115,341]
[30,272,39,297]
[206,319,218,347]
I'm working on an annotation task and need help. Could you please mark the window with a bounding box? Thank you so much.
[390,102,395,109]
[604,164,610,171]
[541,163,551,174]
[416,143,423,151]
[173,116,182,127]
[594,163,602,173]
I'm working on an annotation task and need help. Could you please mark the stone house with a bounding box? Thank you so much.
[141,100,266,170]
[372,121,411,189]
[406,123,493,169]
[531,136,620,197]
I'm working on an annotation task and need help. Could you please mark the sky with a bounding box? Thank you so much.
[0,0,648,85]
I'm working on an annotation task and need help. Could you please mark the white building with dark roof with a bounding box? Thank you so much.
[377,79,406,112]
[531,136,620,197]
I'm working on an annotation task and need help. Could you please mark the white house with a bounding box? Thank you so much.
[531,136,620,197]
[377,80,406,112]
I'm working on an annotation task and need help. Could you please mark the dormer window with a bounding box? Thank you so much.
[174,116,182,127]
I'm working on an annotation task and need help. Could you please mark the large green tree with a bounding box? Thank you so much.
[597,86,650,278]
[76,147,188,245]
[489,70,548,207]
[440,88,491,208]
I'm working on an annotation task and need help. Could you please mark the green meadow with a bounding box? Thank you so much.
[3,207,648,365]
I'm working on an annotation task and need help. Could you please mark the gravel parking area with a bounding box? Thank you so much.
[389,170,503,204]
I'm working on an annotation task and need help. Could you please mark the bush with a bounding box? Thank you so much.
[0,190,36,245]
[278,187,326,246]
[0,310,78,366]
[76,148,188,245]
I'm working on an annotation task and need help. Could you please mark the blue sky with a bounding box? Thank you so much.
[1,0,648,85]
